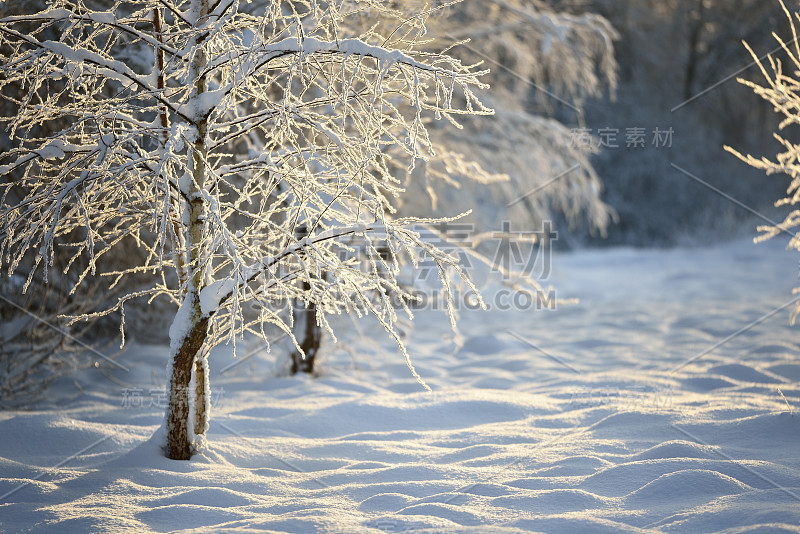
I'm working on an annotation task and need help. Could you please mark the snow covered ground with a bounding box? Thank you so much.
[2,238,800,533]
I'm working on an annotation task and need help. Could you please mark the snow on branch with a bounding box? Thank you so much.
[726,0,800,321]
[0,0,492,386]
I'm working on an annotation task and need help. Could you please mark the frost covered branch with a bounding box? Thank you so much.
[726,0,800,320]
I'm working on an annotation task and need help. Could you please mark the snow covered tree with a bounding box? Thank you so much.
[401,0,617,236]
[279,1,618,374]
[0,0,491,459]
[726,0,800,321]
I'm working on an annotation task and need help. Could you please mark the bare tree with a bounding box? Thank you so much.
[0,0,491,459]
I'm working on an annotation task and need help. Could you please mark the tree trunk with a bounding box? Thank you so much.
[290,223,322,374]
[165,0,209,461]
[291,281,321,375]
[166,315,208,460]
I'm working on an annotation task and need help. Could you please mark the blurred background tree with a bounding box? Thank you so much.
[575,0,788,246]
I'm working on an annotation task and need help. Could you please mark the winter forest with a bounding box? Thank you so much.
[1,0,800,532]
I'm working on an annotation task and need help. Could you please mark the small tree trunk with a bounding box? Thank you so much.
[166,315,208,460]
[291,282,321,374]
[290,224,322,374]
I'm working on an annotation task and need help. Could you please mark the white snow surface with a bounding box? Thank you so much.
[2,239,800,532]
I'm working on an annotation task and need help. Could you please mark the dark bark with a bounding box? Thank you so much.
[290,280,321,375]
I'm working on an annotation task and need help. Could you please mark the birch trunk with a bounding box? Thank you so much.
[165,0,210,460]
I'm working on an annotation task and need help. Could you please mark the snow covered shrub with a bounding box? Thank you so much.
[0,0,492,459]
[726,0,800,320]
[0,244,124,408]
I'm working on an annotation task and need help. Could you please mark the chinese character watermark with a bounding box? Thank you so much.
[569,127,674,150]
[489,220,556,280]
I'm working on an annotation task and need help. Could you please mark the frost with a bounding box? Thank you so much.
[41,41,139,87]
[726,0,800,321]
